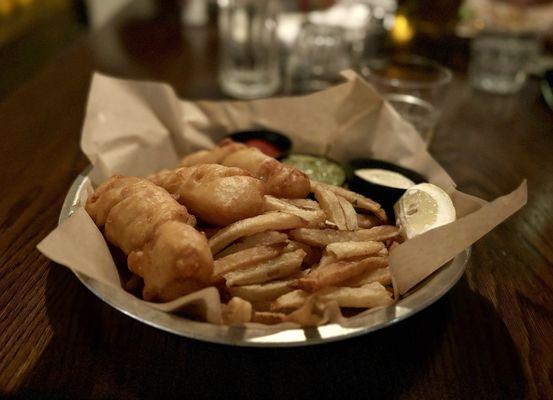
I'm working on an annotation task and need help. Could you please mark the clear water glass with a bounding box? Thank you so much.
[218,0,281,99]
[361,56,452,145]
[469,32,540,95]
[385,93,439,141]
[285,23,352,94]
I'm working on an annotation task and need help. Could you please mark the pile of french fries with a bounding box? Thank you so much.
[213,181,401,325]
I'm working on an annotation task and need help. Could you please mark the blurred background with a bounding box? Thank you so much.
[0,0,552,121]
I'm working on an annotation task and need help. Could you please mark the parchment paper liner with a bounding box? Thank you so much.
[37,71,526,329]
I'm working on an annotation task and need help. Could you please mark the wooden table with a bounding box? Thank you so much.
[0,2,551,399]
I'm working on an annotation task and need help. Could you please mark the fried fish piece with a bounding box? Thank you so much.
[179,140,310,199]
[86,176,194,253]
[128,221,214,302]
[179,139,246,166]
[222,147,310,198]
[150,164,265,226]
[85,176,213,302]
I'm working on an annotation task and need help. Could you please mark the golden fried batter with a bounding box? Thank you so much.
[85,176,213,302]
[222,147,310,198]
[150,164,266,226]
[179,139,246,166]
[179,140,310,199]
[128,221,214,302]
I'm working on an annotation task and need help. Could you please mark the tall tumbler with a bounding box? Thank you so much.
[469,31,540,95]
[218,0,281,99]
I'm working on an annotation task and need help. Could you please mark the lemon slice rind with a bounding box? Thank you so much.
[394,183,456,239]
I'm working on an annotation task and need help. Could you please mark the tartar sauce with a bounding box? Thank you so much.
[354,168,415,189]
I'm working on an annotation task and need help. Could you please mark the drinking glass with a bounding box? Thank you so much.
[469,31,540,95]
[285,23,352,94]
[307,0,391,64]
[361,56,452,145]
[218,0,281,99]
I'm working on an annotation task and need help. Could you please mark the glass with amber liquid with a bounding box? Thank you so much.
[360,56,452,145]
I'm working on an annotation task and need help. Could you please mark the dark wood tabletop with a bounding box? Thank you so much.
[0,1,551,399]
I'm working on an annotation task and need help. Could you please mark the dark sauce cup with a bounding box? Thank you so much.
[228,130,292,158]
[346,159,426,220]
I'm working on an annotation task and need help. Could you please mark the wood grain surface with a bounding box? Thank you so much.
[0,1,551,399]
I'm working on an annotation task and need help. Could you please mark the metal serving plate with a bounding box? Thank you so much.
[60,170,470,347]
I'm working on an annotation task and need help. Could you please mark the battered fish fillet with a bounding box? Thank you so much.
[179,140,310,199]
[85,176,214,302]
[149,164,265,226]
[128,221,213,302]
[222,147,310,199]
[179,139,246,166]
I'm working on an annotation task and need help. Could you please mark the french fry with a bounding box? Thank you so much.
[284,198,320,210]
[343,267,392,287]
[251,311,288,325]
[319,250,338,267]
[289,225,400,247]
[285,240,322,265]
[389,241,401,251]
[123,274,142,292]
[271,289,310,311]
[228,278,298,302]
[326,241,384,260]
[313,186,347,230]
[272,283,392,313]
[202,227,220,239]
[209,212,306,254]
[239,231,288,247]
[291,256,388,292]
[316,282,393,308]
[263,195,326,227]
[222,297,252,325]
[311,181,388,222]
[250,301,272,312]
[337,195,358,230]
[284,296,336,326]
[224,249,306,286]
[216,231,288,258]
[357,214,381,229]
[213,244,284,278]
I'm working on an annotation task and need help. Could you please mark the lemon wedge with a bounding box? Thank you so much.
[394,183,456,239]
